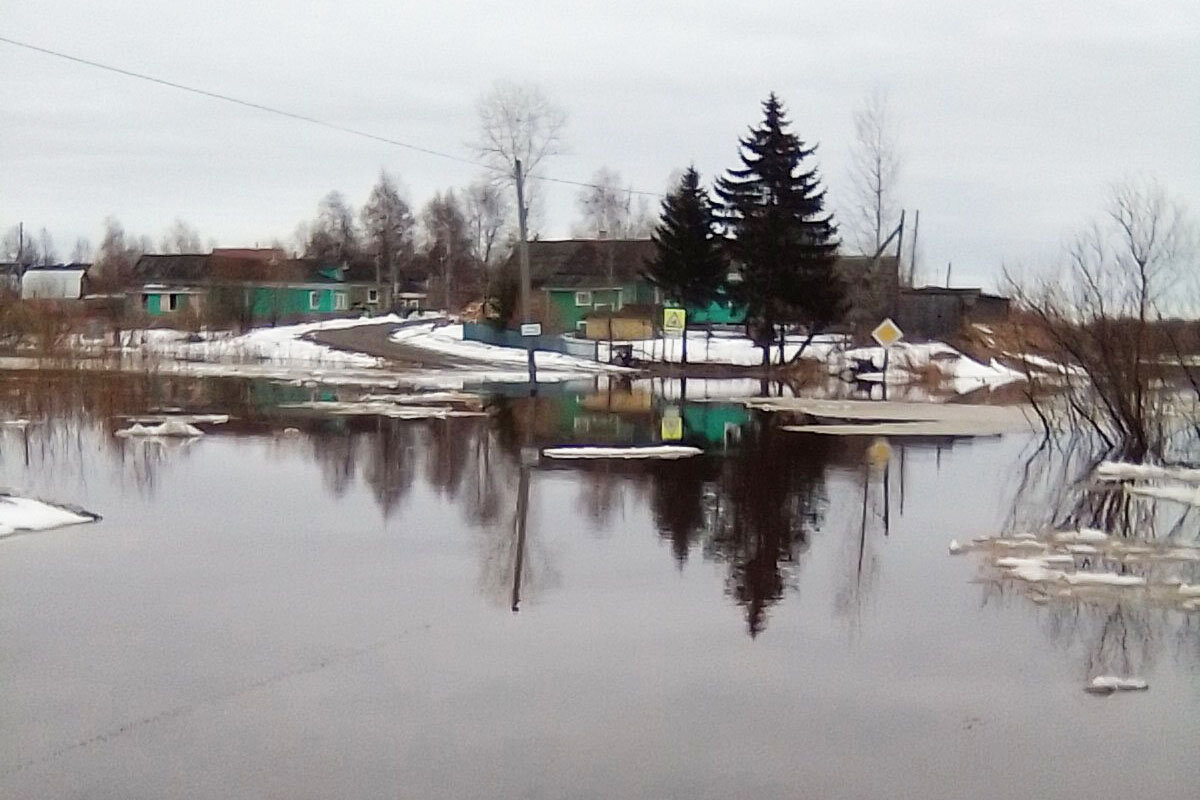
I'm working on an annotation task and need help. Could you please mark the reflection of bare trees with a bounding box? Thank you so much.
[993,435,1200,680]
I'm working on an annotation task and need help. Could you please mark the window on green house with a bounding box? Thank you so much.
[308,290,320,310]
[335,292,347,311]
[574,291,592,307]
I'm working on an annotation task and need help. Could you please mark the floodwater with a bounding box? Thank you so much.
[1,371,1197,799]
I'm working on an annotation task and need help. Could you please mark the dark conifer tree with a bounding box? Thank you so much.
[715,93,843,365]
[645,166,728,364]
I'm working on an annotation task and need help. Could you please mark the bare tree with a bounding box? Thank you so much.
[420,190,473,311]
[1,225,39,266]
[846,89,902,257]
[1007,177,1198,462]
[473,80,567,232]
[93,217,144,286]
[574,167,655,238]
[359,172,415,296]
[159,219,203,254]
[70,237,93,263]
[463,177,510,266]
[36,228,57,265]
[306,190,362,265]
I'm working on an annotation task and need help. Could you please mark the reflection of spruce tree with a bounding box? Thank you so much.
[648,457,720,565]
[706,426,831,636]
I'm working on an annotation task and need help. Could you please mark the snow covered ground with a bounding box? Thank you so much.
[389,323,631,376]
[595,330,847,366]
[130,315,399,368]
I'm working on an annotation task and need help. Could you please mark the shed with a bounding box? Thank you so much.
[583,304,656,341]
[895,287,1010,340]
[20,266,88,300]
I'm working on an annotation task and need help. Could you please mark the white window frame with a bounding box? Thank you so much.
[308,290,320,310]
[367,288,379,303]
[334,292,348,311]
[407,298,421,309]
[574,290,593,307]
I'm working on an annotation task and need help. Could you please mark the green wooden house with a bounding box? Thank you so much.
[131,249,395,323]
[519,239,749,333]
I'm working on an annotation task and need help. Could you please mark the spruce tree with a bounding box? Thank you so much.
[715,93,843,366]
[646,166,728,364]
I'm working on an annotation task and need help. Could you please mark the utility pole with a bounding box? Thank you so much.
[907,210,920,286]
[514,159,537,385]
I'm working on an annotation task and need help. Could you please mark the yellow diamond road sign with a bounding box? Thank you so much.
[663,308,686,337]
[871,318,904,348]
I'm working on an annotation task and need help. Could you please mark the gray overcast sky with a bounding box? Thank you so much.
[4,0,1198,289]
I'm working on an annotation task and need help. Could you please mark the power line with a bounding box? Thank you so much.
[0,34,663,199]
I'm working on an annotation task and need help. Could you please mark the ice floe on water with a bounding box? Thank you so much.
[0,491,100,538]
[1090,461,1200,507]
[952,530,1200,612]
[124,413,230,425]
[1094,461,1200,484]
[115,420,205,438]
[542,445,703,460]
[1085,676,1149,695]
[279,401,487,419]
[748,397,1035,437]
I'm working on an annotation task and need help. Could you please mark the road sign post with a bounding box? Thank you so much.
[870,318,905,400]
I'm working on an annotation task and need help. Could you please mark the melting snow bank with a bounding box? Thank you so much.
[542,445,703,460]
[115,420,205,437]
[1085,676,1149,695]
[747,398,1035,436]
[0,491,100,538]
[831,342,1026,394]
[951,530,1200,612]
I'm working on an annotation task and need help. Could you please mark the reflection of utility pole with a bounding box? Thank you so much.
[511,390,538,612]
[514,159,537,385]
[511,463,529,613]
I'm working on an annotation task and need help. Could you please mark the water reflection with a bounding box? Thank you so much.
[2,369,1196,665]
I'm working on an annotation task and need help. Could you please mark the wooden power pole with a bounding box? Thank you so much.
[514,159,537,385]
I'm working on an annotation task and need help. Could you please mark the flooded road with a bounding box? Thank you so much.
[1,371,1197,798]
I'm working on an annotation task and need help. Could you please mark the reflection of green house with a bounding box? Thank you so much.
[132,249,390,322]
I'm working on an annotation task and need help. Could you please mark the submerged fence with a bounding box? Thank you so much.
[462,323,599,361]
